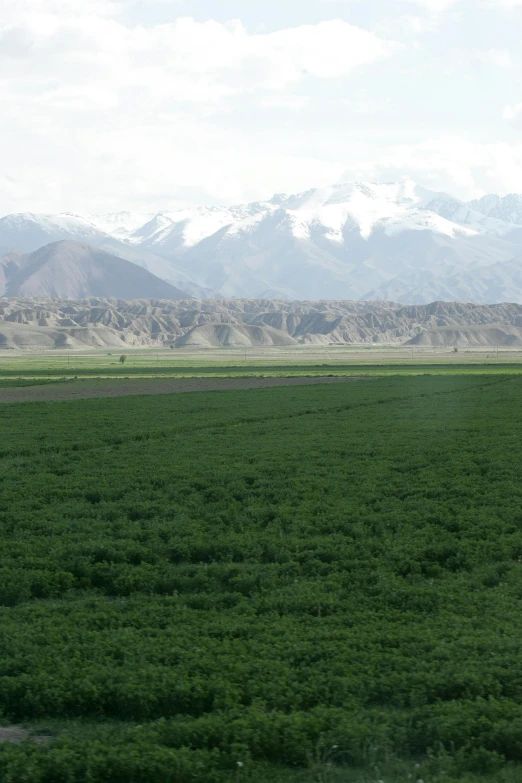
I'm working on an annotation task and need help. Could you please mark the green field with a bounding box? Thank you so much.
[1,345,522,383]
[2,360,522,382]
[1,375,522,782]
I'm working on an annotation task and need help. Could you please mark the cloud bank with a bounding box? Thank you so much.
[0,0,520,213]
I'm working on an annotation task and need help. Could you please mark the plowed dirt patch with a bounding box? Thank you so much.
[0,727,50,744]
[0,376,363,404]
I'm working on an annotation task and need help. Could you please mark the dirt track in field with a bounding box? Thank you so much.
[0,726,50,745]
[0,376,363,404]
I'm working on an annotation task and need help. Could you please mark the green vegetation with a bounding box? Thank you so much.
[1,361,522,384]
[1,344,522,384]
[1,375,522,782]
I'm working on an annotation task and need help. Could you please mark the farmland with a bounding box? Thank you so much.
[1,344,522,382]
[0,373,522,782]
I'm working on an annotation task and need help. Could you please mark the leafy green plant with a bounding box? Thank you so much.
[0,375,521,781]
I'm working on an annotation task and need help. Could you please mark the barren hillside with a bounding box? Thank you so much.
[1,298,522,350]
[0,242,187,301]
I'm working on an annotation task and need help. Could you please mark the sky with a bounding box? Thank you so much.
[0,0,521,214]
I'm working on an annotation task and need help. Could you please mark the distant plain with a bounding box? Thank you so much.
[2,345,522,383]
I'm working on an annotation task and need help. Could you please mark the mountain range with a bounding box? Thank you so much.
[1,298,521,350]
[1,182,522,303]
[0,242,186,301]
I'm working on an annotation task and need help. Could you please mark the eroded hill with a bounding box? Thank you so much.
[1,298,522,350]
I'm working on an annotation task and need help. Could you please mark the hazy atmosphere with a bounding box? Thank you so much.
[2,4,522,783]
[1,0,522,213]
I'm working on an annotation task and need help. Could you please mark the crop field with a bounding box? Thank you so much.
[1,374,522,782]
[1,344,522,382]
[0,376,363,405]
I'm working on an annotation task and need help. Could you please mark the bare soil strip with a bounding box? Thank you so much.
[0,376,363,404]
[0,727,50,745]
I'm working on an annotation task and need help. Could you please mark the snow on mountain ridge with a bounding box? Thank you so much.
[119,180,474,251]
[1,212,106,237]
[9,182,522,255]
[84,180,455,250]
[85,211,155,240]
[6,182,522,247]
[127,204,273,250]
[2,182,522,304]
[468,194,522,226]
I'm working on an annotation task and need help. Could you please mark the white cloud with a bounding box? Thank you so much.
[257,95,310,110]
[335,91,392,115]
[0,115,348,212]
[406,0,458,10]
[3,121,522,214]
[503,103,522,121]
[378,2,462,38]
[0,1,521,213]
[0,14,394,105]
[403,15,440,32]
[475,48,515,68]
[1,0,122,21]
[339,136,522,199]
[0,5,398,213]
[408,0,522,10]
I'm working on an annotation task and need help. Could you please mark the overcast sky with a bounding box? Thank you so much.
[0,0,521,214]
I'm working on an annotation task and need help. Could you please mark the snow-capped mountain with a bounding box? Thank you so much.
[0,212,109,252]
[1,181,522,303]
[469,194,522,227]
[84,211,156,241]
[0,213,212,299]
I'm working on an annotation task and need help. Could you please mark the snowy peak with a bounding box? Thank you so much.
[1,212,106,236]
[251,181,480,241]
[1,182,522,304]
[7,181,522,257]
[85,211,155,240]
[0,212,110,254]
[468,194,522,226]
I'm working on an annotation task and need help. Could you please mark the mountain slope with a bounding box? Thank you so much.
[2,182,522,303]
[0,214,207,298]
[1,297,521,349]
[364,255,522,305]
[0,242,188,300]
[81,183,522,303]
[0,213,110,253]
[406,324,522,347]
[468,194,522,226]
[176,323,297,347]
